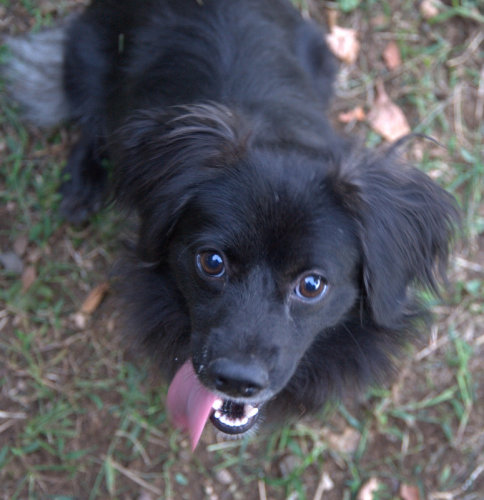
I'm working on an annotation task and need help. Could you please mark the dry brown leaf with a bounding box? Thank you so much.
[323,427,360,454]
[21,266,37,292]
[338,106,366,123]
[400,484,421,500]
[13,235,28,257]
[80,282,109,315]
[371,14,388,29]
[420,0,440,19]
[26,248,42,264]
[326,9,338,30]
[357,478,381,500]
[383,41,402,70]
[367,79,411,142]
[326,26,360,64]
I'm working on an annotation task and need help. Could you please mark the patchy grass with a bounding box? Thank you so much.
[1,1,483,499]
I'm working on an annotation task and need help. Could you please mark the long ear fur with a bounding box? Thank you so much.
[111,102,250,260]
[331,149,459,327]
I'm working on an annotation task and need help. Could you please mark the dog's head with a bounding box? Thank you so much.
[114,103,458,447]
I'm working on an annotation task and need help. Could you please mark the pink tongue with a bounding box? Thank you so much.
[166,360,217,450]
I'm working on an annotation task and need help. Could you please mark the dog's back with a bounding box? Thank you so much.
[65,0,336,134]
[5,0,335,133]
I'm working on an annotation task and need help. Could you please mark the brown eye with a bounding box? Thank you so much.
[197,251,225,278]
[295,274,327,300]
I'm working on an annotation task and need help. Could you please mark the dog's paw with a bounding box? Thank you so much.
[59,179,105,225]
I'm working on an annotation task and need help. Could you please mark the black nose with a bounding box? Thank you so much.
[207,358,269,398]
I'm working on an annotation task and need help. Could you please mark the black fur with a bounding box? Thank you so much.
[6,0,459,429]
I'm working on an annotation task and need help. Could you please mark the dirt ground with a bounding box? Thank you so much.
[0,1,483,499]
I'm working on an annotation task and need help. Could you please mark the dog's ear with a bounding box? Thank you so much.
[330,149,459,327]
[113,103,250,207]
[112,103,250,259]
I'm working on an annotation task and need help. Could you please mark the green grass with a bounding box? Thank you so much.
[1,0,483,499]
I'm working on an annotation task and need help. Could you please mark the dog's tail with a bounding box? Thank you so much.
[2,24,72,127]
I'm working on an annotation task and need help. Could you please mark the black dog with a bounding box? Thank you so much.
[5,0,458,448]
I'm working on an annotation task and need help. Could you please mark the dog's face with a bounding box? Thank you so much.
[168,151,360,407]
[115,103,457,445]
[161,151,363,441]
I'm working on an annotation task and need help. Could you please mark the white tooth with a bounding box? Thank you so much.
[212,399,223,410]
[215,413,251,429]
[246,406,259,418]
[220,415,231,425]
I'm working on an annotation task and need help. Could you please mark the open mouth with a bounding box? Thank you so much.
[210,398,260,435]
[166,360,263,449]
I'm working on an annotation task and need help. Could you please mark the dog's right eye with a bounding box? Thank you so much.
[295,273,328,301]
[197,251,225,278]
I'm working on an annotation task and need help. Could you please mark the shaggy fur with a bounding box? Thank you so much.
[4,0,458,434]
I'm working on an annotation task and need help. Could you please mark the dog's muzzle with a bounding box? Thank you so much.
[166,360,263,449]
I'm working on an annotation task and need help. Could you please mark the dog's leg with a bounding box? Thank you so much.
[59,131,107,224]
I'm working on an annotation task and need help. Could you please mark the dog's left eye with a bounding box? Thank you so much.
[295,273,328,301]
[197,250,225,278]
